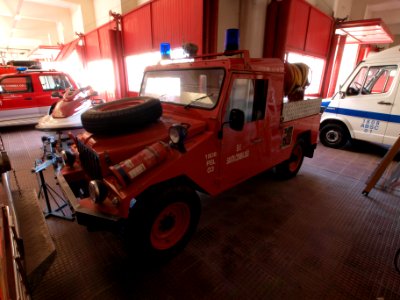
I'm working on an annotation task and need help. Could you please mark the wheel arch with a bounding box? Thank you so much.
[296,130,313,158]
[133,175,206,208]
[320,118,353,139]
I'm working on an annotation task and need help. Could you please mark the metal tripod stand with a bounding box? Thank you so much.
[34,157,74,221]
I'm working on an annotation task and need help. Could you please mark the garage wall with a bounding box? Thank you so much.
[217,0,240,52]
[93,0,122,27]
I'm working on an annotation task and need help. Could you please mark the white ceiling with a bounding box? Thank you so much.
[0,0,400,62]
[0,0,81,61]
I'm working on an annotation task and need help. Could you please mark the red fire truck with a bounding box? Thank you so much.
[57,50,321,261]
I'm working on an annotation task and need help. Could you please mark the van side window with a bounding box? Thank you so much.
[346,67,368,96]
[0,76,33,93]
[39,75,72,91]
[346,65,397,96]
[226,78,268,123]
[365,66,397,94]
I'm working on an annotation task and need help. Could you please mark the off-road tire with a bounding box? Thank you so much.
[126,185,201,263]
[81,97,162,135]
[275,139,305,179]
[319,123,349,149]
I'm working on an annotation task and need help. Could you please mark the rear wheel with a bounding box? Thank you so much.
[126,185,201,262]
[275,139,305,179]
[320,123,349,149]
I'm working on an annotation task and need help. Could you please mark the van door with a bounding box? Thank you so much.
[339,64,398,144]
[0,75,40,125]
[220,74,269,188]
[383,76,400,145]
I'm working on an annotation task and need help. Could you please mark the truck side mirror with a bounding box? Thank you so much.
[218,108,245,139]
[229,109,245,131]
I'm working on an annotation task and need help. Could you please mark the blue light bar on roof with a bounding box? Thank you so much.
[16,67,27,72]
[160,42,171,59]
[224,28,240,52]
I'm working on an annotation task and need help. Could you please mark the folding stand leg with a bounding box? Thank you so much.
[38,170,74,221]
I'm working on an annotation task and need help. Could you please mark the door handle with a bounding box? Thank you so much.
[24,97,32,100]
[377,101,392,105]
[251,138,263,144]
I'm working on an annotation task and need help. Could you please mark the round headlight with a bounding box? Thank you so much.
[169,124,189,145]
[169,126,181,144]
[88,180,108,204]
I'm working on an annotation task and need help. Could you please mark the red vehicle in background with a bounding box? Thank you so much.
[0,70,78,127]
[0,66,18,76]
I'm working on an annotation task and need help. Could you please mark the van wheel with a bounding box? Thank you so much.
[126,185,201,263]
[320,123,349,149]
[275,139,305,179]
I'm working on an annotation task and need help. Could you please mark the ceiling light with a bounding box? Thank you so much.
[14,15,21,21]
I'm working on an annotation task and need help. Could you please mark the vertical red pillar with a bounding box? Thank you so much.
[321,34,346,98]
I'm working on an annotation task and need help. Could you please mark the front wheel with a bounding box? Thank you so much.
[126,185,201,262]
[275,139,305,179]
[319,123,349,149]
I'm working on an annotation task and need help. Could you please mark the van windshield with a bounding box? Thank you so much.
[140,68,224,109]
[346,65,397,96]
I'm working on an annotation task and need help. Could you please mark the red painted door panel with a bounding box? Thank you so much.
[151,0,203,52]
[85,31,101,61]
[123,4,153,55]
[305,8,333,56]
[286,0,309,52]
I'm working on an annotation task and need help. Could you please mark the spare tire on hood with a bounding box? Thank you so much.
[81,97,162,135]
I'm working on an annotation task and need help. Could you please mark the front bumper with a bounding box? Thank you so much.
[56,172,121,230]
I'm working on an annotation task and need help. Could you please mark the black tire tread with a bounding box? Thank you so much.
[126,185,201,263]
[81,97,162,134]
[319,123,349,149]
[275,139,305,179]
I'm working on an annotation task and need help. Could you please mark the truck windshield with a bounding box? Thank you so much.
[140,68,224,109]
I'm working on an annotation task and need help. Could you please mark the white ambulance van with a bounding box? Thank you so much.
[320,46,400,148]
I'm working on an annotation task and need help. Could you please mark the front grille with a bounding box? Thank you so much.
[76,139,103,180]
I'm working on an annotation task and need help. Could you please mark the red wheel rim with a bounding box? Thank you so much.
[288,144,302,172]
[150,202,191,250]
[98,99,143,111]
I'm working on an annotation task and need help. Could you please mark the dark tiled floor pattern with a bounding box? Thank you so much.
[2,126,400,299]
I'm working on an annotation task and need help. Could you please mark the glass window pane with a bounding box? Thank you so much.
[0,76,32,93]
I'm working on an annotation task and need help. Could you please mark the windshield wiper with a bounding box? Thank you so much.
[184,93,214,109]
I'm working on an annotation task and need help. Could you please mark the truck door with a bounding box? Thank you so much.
[220,74,269,187]
[0,75,40,123]
[339,64,397,144]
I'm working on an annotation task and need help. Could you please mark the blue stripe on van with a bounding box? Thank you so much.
[325,107,400,123]
[321,100,331,108]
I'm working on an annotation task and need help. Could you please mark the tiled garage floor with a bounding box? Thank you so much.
[2,125,400,300]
